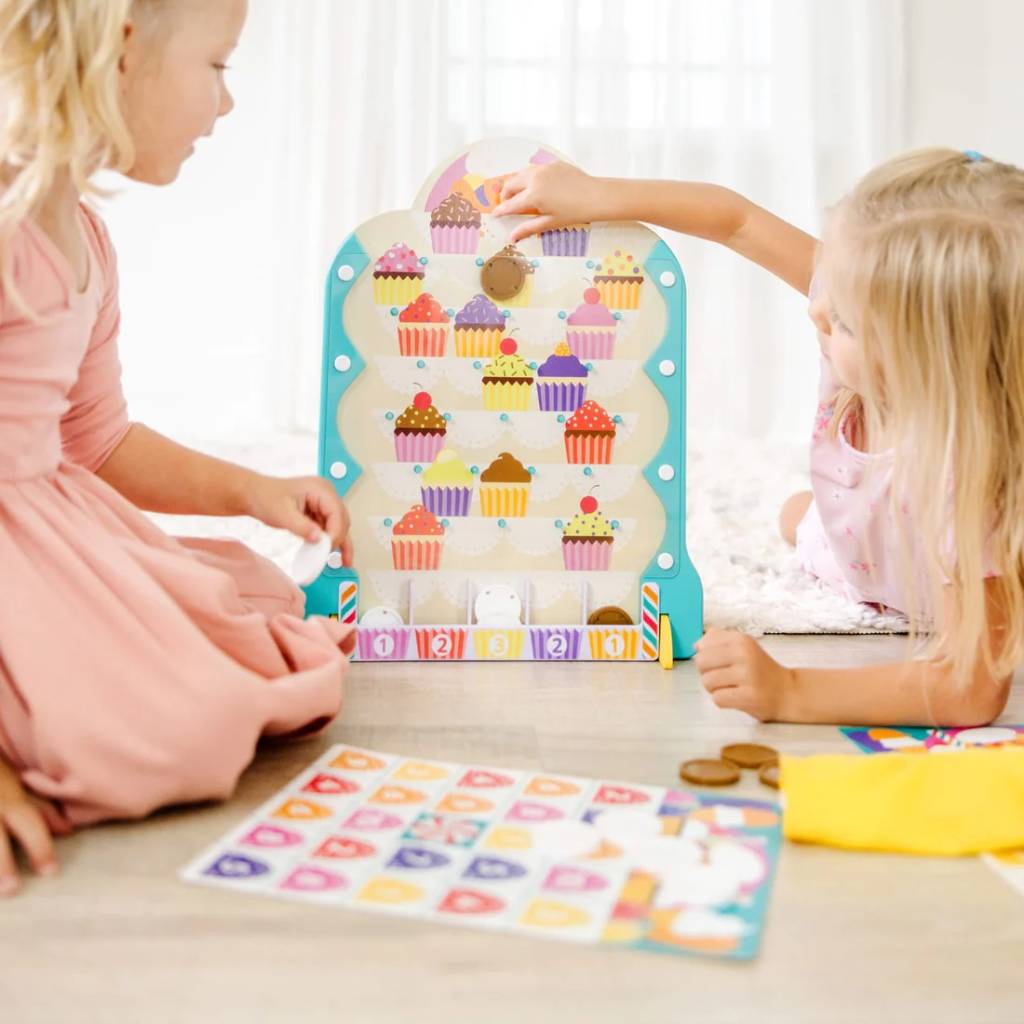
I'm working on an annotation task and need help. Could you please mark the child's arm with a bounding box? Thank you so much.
[95,423,353,563]
[696,581,1013,726]
[493,162,818,295]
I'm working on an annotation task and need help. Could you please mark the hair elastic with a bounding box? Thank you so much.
[964,149,984,162]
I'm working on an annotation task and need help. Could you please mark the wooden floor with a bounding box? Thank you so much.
[3,634,1023,1023]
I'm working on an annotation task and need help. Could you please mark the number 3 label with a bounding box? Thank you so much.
[488,634,509,657]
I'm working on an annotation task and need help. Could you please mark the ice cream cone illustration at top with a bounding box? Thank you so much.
[562,495,614,571]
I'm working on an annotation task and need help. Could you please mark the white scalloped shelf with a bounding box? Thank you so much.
[369,462,642,504]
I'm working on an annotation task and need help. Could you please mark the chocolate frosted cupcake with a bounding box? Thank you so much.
[393,390,447,463]
[479,452,532,518]
[430,192,482,255]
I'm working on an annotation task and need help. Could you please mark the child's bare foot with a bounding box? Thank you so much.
[779,491,813,546]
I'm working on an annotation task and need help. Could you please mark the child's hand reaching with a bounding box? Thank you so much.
[0,761,61,897]
[694,629,795,722]
[245,474,354,565]
[493,162,606,243]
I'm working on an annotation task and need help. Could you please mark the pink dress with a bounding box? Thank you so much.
[0,205,350,828]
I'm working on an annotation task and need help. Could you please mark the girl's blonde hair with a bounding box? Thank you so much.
[0,0,159,307]
[827,148,1024,692]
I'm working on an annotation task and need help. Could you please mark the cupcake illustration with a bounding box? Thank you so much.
[430,192,482,255]
[564,399,616,464]
[372,242,425,306]
[420,448,474,517]
[562,496,614,571]
[393,391,447,463]
[479,452,532,517]
[454,294,505,358]
[593,250,644,310]
[541,222,590,257]
[397,293,449,357]
[482,243,535,308]
[566,288,618,359]
[481,339,534,411]
[536,343,588,412]
[391,504,445,571]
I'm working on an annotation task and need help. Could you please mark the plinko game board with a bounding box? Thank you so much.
[841,725,1024,754]
[301,138,702,665]
[181,746,781,960]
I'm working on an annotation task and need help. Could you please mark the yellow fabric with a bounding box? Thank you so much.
[780,748,1024,856]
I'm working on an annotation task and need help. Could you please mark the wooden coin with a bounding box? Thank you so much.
[678,758,740,787]
[587,605,633,626]
[720,743,779,770]
[758,761,780,789]
[481,251,527,302]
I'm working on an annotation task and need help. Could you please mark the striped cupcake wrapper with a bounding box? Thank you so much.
[415,628,467,660]
[536,381,586,412]
[564,432,615,465]
[594,278,642,310]
[391,538,443,571]
[420,485,473,516]
[397,324,448,357]
[373,274,424,307]
[356,627,410,661]
[588,628,640,660]
[562,539,613,571]
[541,228,590,257]
[394,431,446,463]
[454,327,503,358]
[530,627,583,660]
[479,485,529,517]
[431,224,480,254]
[566,329,616,360]
[482,380,533,411]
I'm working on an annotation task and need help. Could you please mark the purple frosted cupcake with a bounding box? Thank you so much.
[541,223,590,257]
[530,627,583,660]
[419,448,474,516]
[536,343,589,412]
[430,192,482,254]
[454,293,505,358]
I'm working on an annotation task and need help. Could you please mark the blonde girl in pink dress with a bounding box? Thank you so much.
[0,0,354,895]
[496,150,1022,729]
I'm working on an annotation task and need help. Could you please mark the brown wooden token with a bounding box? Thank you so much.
[481,248,528,303]
[720,743,779,770]
[678,758,740,787]
[758,761,780,789]
[587,605,633,626]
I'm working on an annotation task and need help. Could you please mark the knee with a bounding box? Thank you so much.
[779,491,813,547]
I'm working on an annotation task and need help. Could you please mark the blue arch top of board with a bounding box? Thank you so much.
[304,138,703,659]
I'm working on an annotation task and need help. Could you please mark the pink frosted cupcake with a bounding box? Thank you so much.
[397,293,449,357]
[393,391,447,463]
[391,504,445,570]
[430,192,482,254]
[562,496,614,571]
[373,243,425,306]
[566,288,618,359]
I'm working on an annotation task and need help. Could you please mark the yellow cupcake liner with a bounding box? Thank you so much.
[588,627,640,660]
[454,327,503,358]
[373,275,424,307]
[501,275,535,309]
[479,484,530,517]
[595,278,642,310]
[473,628,526,660]
[482,380,533,411]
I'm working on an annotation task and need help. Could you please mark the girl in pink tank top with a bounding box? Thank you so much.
[496,149,1022,729]
[0,1,353,895]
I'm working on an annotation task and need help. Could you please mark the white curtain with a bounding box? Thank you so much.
[104,0,905,446]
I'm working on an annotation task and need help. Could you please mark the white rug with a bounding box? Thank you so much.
[147,432,907,636]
